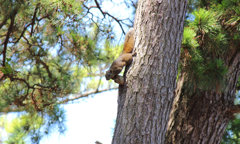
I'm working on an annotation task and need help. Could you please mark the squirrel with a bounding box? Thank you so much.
[105,28,135,85]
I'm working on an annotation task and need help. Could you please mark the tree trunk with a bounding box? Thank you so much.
[112,0,188,144]
[166,51,240,143]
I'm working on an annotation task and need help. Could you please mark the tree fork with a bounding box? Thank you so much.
[165,40,240,144]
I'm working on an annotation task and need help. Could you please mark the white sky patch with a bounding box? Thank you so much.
[40,90,118,144]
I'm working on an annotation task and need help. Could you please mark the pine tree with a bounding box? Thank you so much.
[166,0,240,143]
[0,0,127,142]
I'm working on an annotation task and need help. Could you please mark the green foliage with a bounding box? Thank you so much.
[2,105,65,144]
[104,39,123,60]
[190,9,219,33]
[214,0,240,33]
[222,117,240,144]
[0,63,13,75]
[181,2,240,142]
[0,0,121,142]
[186,55,227,91]
[43,105,66,135]
[182,27,199,49]
[182,8,229,92]
[4,113,43,144]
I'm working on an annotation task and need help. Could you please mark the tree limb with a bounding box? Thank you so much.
[228,105,240,114]
[13,23,32,44]
[237,84,240,91]
[59,87,118,104]
[30,3,40,36]
[0,6,19,30]
[0,16,8,30]
[9,76,32,89]
[2,9,18,66]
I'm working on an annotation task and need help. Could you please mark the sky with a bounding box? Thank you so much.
[0,90,118,144]
[40,90,118,144]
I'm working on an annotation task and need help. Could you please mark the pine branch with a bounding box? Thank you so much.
[0,87,118,113]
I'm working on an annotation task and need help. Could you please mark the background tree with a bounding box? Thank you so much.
[166,0,240,143]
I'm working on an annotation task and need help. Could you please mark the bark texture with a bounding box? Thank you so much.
[166,49,240,143]
[112,0,188,144]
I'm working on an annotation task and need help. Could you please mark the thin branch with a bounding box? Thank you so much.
[30,3,40,36]
[84,0,126,34]
[0,16,8,30]
[2,10,17,66]
[13,23,32,44]
[105,12,126,34]
[0,6,19,29]
[32,83,55,89]
[59,87,118,104]
[228,105,240,114]
[36,57,53,79]
[94,0,105,18]
[36,14,50,21]
[85,4,97,11]
[95,141,103,144]
[23,36,53,79]
[237,85,240,91]
[9,76,32,88]
[82,4,97,18]
[0,106,24,113]
[31,89,41,111]
[96,76,102,92]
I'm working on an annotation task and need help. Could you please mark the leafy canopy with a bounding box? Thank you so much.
[0,0,127,142]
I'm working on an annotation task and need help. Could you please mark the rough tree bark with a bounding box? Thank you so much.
[112,0,188,144]
[165,40,240,143]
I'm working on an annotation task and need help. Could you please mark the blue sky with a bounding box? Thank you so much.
[40,90,118,144]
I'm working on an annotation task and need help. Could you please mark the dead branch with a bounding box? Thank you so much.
[228,105,240,114]
[59,87,118,104]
